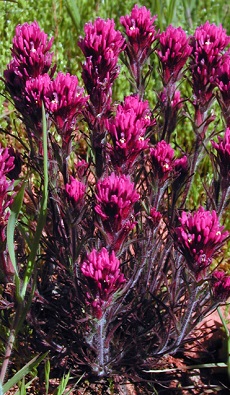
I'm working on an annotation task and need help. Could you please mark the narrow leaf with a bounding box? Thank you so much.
[20,103,48,299]
[3,352,48,393]
[7,183,25,277]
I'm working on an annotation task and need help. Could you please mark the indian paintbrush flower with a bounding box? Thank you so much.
[106,95,152,173]
[120,5,157,69]
[150,140,175,181]
[157,25,192,85]
[78,18,125,116]
[4,21,55,114]
[175,207,229,279]
[211,127,230,182]
[216,53,230,126]
[0,146,15,278]
[190,21,230,111]
[95,173,139,250]
[65,176,86,206]
[211,270,230,301]
[81,247,126,318]
[44,72,87,146]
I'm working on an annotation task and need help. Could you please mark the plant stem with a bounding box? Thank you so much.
[0,303,22,385]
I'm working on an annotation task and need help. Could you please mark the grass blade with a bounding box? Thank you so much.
[2,352,48,393]
[20,103,48,299]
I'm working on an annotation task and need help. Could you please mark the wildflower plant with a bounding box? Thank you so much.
[0,4,230,389]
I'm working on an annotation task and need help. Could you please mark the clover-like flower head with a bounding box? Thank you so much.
[158,25,192,84]
[175,207,229,278]
[81,247,125,318]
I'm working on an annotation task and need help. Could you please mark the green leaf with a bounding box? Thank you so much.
[65,0,81,31]
[54,371,71,395]
[2,352,48,393]
[7,183,25,277]
[20,103,48,300]
[45,359,50,395]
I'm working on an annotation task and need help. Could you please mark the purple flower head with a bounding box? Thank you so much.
[158,25,192,84]
[190,22,230,109]
[211,270,230,301]
[65,176,86,206]
[79,18,125,61]
[23,74,51,131]
[81,247,126,318]
[216,53,230,125]
[75,159,89,180]
[95,173,139,249]
[175,207,229,279]
[0,145,15,177]
[4,22,54,91]
[11,21,54,78]
[79,18,125,114]
[0,145,15,278]
[44,72,87,144]
[174,155,188,174]
[150,140,175,180]
[148,207,162,227]
[4,21,55,127]
[107,95,151,173]
[120,5,157,69]
[212,128,230,181]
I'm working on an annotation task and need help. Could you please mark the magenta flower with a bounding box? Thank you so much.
[211,270,230,301]
[158,25,192,84]
[175,207,229,279]
[120,5,157,74]
[78,18,125,115]
[95,173,139,249]
[4,21,55,104]
[65,176,86,205]
[23,74,51,131]
[216,53,230,125]
[4,21,54,84]
[211,127,230,181]
[0,146,15,278]
[4,21,56,132]
[0,145,15,176]
[45,72,87,145]
[150,140,175,180]
[148,207,162,227]
[81,247,126,318]
[11,21,54,78]
[106,95,151,173]
[0,145,15,224]
[190,22,230,109]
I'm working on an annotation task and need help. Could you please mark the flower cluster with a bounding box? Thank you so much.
[216,53,230,126]
[25,72,87,141]
[81,247,126,318]
[95,173,139,250]
[4,23,87,142]
[78,18,125,116]
[175,207,229,279]
[212,127,230,183]
[190,21,230,110]
[211,270,230,301]
[4,22,55,118]
[65,176,86,206]
[150,140,188,182]
[0,146,15,278]
[106,95,152,173]
[158,25,192,85]
[120,5,157,80]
